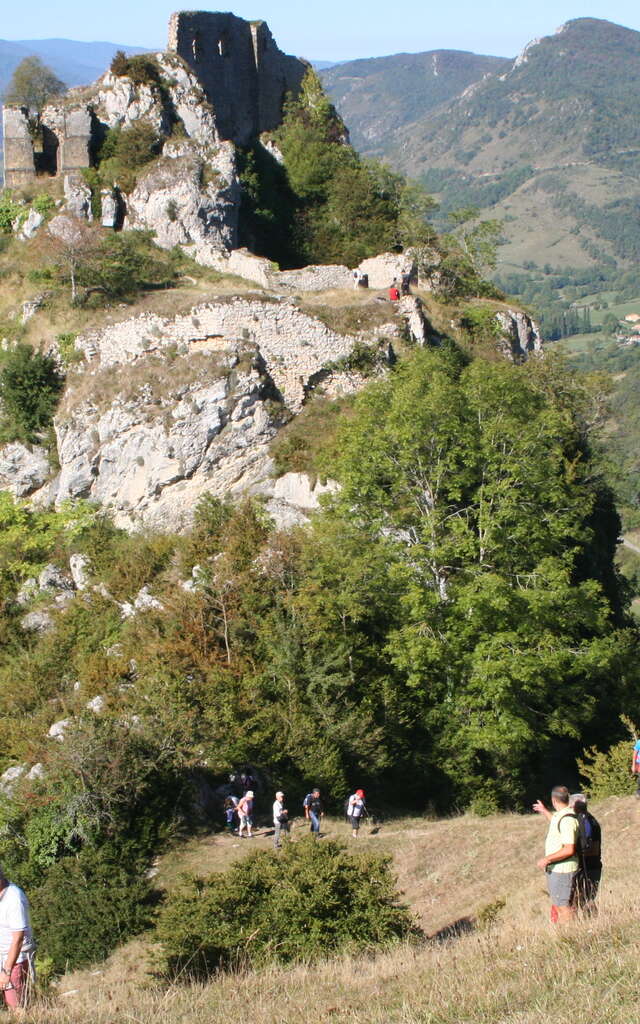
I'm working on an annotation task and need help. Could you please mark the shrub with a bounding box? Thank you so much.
[56,332,83,367]
[97,121,162,193]
[109,52,162,88]
[156,838,415,978]
[0,343,64,443]
[460,304,501,345]
[0,191,25,233]
[30,847,155,972]
[578,717,638,799]
[77,230,177,301]
[32,193,56,218]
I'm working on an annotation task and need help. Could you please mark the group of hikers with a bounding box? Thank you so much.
[224,784,368,848]
[0,753,636,1010]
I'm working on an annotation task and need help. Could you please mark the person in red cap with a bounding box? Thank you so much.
[346,789,367,838]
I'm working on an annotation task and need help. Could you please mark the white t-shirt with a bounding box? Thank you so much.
[273,799,283,825]
[0,884,34,962]
[348,795,365,818]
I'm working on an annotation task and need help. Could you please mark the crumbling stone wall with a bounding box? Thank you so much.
[2,105,92,187]
[167,11,306,145]
[2,108,37,186]
[73,297,391,410]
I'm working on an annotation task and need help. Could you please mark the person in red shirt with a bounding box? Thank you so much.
[389,284,400,301]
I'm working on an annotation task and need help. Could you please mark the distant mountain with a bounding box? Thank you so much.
[0,37,149,96]
[321,50,509,155]
[321,19,640,296]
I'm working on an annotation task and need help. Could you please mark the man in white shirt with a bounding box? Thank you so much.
[533,784,579,923]
[273,790,289,849]
[0,868,35,1010]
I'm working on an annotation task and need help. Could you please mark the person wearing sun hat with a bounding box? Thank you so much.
[237,790,255,839]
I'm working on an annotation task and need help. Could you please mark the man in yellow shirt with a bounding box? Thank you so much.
[533,785,579,923]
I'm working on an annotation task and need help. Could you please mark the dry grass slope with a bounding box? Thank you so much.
[25,797,640,1023]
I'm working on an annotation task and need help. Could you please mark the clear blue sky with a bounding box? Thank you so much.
[4,0,640,61]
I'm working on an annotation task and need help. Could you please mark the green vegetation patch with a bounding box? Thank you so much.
[157,838,414,977]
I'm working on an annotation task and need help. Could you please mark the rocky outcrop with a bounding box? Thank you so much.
[123,141,239,253]
[265,472,339,529]
[0,443,50,498]
[55,345,280,530]
[64,174,93,221]
[494,309,543,361]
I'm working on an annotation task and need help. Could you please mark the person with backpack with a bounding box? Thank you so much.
[303,788,323,836]
[346,789,367,838]
[631,737,640,796]
[569,793,602,911]
[533,785,579,923]
[272,790,290,849]
[237,790,254,839]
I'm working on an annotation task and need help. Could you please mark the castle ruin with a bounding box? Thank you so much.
[167,12,306,145]
[2,11,307,188]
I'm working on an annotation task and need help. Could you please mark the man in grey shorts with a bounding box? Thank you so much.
[533,785,579,923]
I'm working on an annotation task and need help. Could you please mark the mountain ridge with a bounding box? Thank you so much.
[321,17,640,304]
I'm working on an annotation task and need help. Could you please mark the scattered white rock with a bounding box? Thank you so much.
[100,189,118,228]
[48,718,72,741]
[21,295,46,324]
[134,586,164,612]
[69,553,91,591]
[38,564,75,593]
[21,610,53,633]
[16,578,38,606]
[17,209,43,241]
[0,764,27,793]
[27,763,45,781]
[85,695,105,713]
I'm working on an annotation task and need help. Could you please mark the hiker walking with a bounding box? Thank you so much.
[533,785,580,923]
[303,788,324,836]
[569,793,602,911]
[631,737,640,797]
[0,867,36,1011]
[237,790,254,839]
[400,272,411,296]
[273,790,290,849]
[346,789,367,838]
[389,281,400,302]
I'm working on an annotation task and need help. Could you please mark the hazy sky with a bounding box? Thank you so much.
[4,0,640,60]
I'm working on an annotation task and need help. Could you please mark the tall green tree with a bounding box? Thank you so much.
[314,349,637,805]
[3,57,65,117]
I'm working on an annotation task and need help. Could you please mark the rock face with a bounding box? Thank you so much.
[123,141,240,253]
[494,310,543,361]
[55,345,280,530]
[51,293,402,530]
[0,443,50,498]
[265,472,339,529]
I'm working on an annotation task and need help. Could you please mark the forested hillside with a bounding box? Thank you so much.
[0,28,638,1002]
[321,50,509,156]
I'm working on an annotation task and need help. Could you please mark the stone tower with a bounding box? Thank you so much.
[167,11,307,145]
